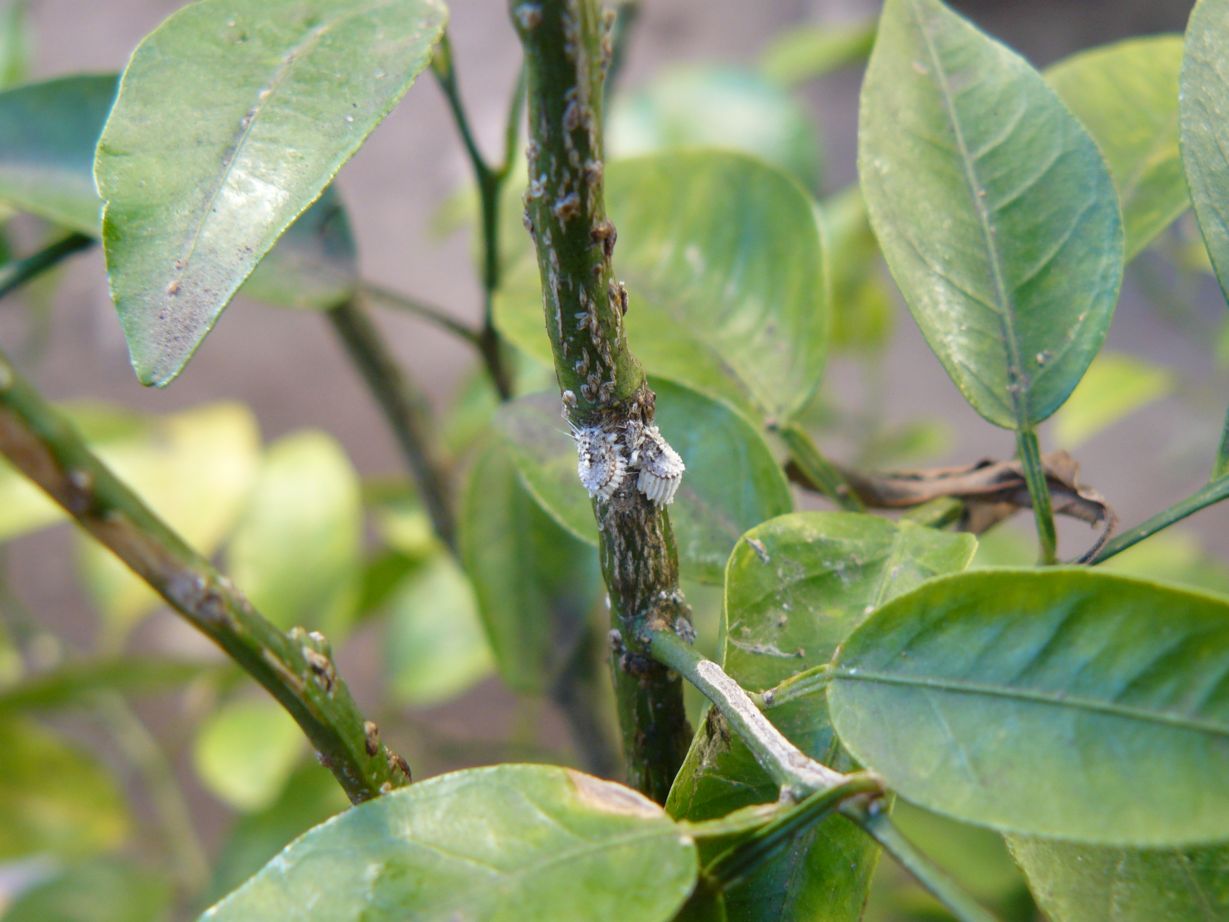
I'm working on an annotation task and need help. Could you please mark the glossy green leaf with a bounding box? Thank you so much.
[1050,352,1173,448]
[207,765,348,904]
[496,151,828,423]
[95,0,446,385]
[459,443,601,693]
[1182,0,1229,305]
[194,697,304,812]
[828,569,1229,846]
[383,553,494,706]
[860,0,1123,429]
[226,432,362,636]
[75,403,261,629]
[0,857,174,922]
[667,514,975,921]
[0,716,129,859]
[1047,36,1187,259]
[204,765,698,922]
[0,75,357,310]
[497,380,792,584]
[608,67,822,189]
[1007,836,1229,922]
[759,20,876,86]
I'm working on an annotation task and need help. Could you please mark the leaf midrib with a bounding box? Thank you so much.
[831,667,1229,738]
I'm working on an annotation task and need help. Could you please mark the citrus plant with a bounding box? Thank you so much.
[1,0,1228,919]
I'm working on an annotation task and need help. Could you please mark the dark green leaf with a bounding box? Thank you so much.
[0,857,174,922]
[759,20,876,86]
[203,765,698,922]
[1007,836,1229,921]
[828,569,1229,846]
[496,151,828,423]
[1181,0,1229,305]
[608,67,822,189]
[667,513,975,921]
[226,432,362,637]
[95,0,446,384]
[497,380,792,584]
[0,716,129,860]
[193,697,304,812]
[860,0,1123,429]
[1047,36,1187,259]
[383,553,494,706]
[459,443,601,694]
[0,75,358,311]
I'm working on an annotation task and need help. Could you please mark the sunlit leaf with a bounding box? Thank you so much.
[194,696,304,812]
[759,20,876,86]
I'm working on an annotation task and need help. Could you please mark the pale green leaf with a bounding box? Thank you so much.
[1050,352,1173,448]
[194,697,304,812]
[759,20,876,86]
[0,858,174,922]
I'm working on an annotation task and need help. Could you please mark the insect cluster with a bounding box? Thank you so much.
[568,404,685,507]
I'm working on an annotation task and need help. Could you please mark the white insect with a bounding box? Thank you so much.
[574,424,626,501]
[628,422,685,506]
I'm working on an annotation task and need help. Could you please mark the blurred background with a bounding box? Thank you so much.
[1,0,1226,919]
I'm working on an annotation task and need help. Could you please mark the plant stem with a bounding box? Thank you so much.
[513,0,692,803]
[753,663,830,711]
[1016,427,1057,564]
[432,31,515,399]
[778,422,865,511]
[1092,474,1229,564]
[845,802,998,922]
[1215,404,1229,482]
[0,349,412,803]
[327,299,456,550]
[648,629,845,798]
[0,232,94,301]
[360,283,479,344]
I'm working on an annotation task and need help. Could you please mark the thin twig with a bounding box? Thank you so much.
[1092,474,1229,564]
[0,349,412,803]
[1017,428,1057,563]
[327,299,457,550]
[360,283,479,344]
[777,422,864,511]
[0,232,94,301]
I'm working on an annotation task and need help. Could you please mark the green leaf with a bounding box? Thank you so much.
[497,380,792,584]
[0,658,214,714]
[203,765,698,922]
[1181,0,1229,305]
[194,696,304,812]
[1007,836,1229,922]
[0,75,357,310]
[1046,36,1187,260]
[383,553,494,706]
[226,432,362,636]
[459,443,602,694]
[95,0,446,385]
[1050,352,1173,448]
[496,151,828,423]
[608,67,822,189]
[828,569,1229,846]
[859,0,1123,429]
[0,857,174,922]
[0,716,129,860]
[206,764,348,904]
[818,188,895,353]
[0,1,31,91]
[759,20,876,86]
[74,403,261,630]
[667,513,975,921]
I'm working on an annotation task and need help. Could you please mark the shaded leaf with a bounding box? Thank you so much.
[859,0,1122,429]
[496,151,828,423]
[497,380,792,584]
[818,188,895,353]
[828,569,1229,846]
[226,432,362,637]
[1050,352,1173,449]
[459,443,601,693]
[383,553,494,706]
[0,716,129,860]
[95,0,446,384]
[667,513,975,921]
[609,67,822,189]
[194,697,304,812]
[1181,0,1229,304]
[0,857,174,922]
[759,20,876,86]
[1047,36,1187,259]
[0,75,358,310]
[203,765,698,922]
